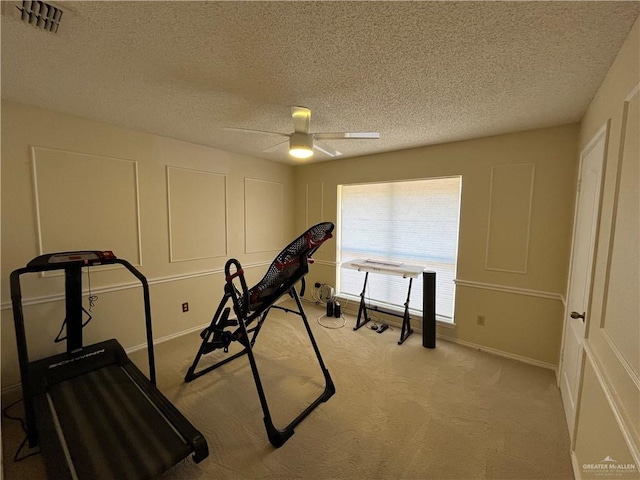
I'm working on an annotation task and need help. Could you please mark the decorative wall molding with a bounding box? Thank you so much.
[598,82,639,337]
[584,342,640,467]
[0,261,271,310]
[601,330,640,391]
[305,182,324,227]
[30,146,142,266]
[312,268,565,303]
[244,178,284,254]
[485,163,535,274]
[166,166,228,262]
[454,278,564,303]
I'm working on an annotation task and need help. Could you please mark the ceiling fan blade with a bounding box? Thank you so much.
[291,106,311,134]
[314,141,342,157]
[263,139,289,153]
[314,132,380,140]
[223,126,288,137]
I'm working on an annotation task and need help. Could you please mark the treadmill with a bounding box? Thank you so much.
[10,251,208,479]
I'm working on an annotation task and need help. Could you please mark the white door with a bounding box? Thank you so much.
[559,126,606,438]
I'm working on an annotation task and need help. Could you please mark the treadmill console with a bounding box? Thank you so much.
[27,250,117,268]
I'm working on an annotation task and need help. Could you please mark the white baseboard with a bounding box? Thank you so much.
[125,322,209,355]
[318,296,556,371]
[438,335,557,371]
[312,296,556,371]
[1,383,23,402]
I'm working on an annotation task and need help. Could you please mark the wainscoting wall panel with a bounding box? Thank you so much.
[485,163,535,273]
[305,182,324,227]
[244,178,284,253]
[32,147,142,264]
[167,166,227,262]
[600,85,639,379]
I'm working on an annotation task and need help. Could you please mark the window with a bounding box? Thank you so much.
[337,176,462,323]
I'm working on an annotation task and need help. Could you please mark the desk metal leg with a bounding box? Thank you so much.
[353,272,370,330]
[398,277,414,345]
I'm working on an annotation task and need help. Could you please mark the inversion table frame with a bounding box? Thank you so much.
[185,222,336,447]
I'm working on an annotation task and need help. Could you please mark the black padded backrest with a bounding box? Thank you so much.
[247,222,334,312]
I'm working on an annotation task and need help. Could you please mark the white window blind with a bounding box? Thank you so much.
[337,176,462,321]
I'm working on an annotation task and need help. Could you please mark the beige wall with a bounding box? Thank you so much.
[294,123,579,367]
[1,102,580,390]
[1,101,295,389]
[571,16,640,479]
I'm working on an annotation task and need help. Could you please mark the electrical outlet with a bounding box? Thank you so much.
[182,302,189,313]
[477,315,485,326]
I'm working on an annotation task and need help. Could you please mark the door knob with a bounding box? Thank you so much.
[570,311,585,321]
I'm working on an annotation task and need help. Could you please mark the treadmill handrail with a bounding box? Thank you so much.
[10,255,157,447]
[9,267,37,445]
[10,256,157,383]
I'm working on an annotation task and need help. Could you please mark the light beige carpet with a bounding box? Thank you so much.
[2,299,573,479]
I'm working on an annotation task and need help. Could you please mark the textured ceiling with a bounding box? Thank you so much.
[2,1,639,164]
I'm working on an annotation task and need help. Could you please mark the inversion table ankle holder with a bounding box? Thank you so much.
[185,222,336,447]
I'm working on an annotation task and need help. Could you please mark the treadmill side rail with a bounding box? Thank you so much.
[123,362,209,463]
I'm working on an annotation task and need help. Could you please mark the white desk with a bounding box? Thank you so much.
[343,259,424,345]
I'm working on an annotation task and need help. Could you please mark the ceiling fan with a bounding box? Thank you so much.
[223,106,380,159]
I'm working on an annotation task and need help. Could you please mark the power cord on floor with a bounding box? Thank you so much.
[2,398,41,462]
[315,297,347,329]
[316,312,347,329]
[302,285,349,329]
[303,287,394,333]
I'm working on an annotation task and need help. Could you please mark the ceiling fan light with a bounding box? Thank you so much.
[289,132,314,159]
[289,147,314,159]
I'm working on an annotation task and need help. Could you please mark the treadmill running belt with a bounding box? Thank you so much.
[47,364,191,479]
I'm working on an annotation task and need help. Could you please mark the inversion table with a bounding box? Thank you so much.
[185,222,336,447]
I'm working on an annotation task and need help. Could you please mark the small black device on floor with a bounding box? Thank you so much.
[377,324,389,334]
[326,299,334,317]
[333,301,341,318]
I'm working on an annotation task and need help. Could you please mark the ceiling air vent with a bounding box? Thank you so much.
[16,1,63,33]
